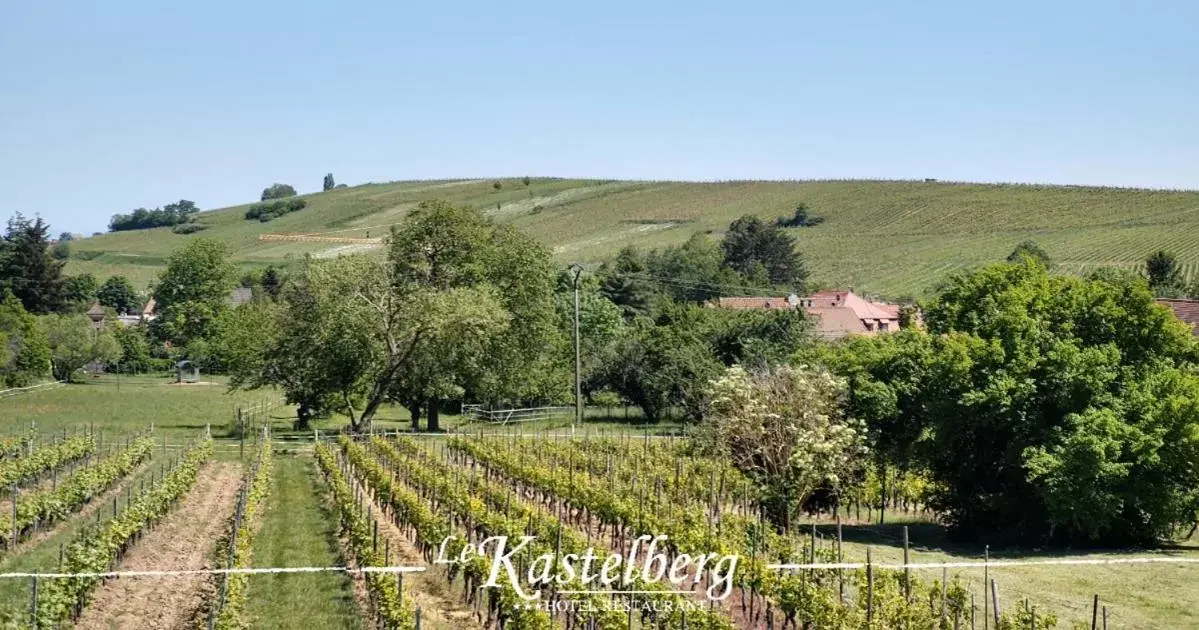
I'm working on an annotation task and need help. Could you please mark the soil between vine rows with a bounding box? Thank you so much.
[73,462,242,630]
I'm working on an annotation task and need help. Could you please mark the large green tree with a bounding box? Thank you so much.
[0,214,66,314]
[62,274,98,312]
[829,260,1199,545]
[0,290,51,387]
[387,202,559,428]
[221,200,559,432]
[1146,250,1185,297]
[97,275,139,314]
[152,238,235,344]
[42,314,121,381]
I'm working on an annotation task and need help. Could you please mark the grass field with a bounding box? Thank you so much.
[0,374,271,439]
[64,178,1199,299]
[244,455,363,629]
[798,510,1199,629]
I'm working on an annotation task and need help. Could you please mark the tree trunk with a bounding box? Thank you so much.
[427,399,441,432]
[408,399,423,431]
[295,404,312,431]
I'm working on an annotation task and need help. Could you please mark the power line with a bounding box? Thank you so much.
[618,272,793,297]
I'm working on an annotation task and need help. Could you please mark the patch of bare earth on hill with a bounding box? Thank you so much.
[342,462,482,630]
[73,462,241,630]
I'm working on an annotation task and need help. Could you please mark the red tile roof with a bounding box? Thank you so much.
[709,289,911,339]
[806,306,868,340]
[1157,299,1199,335]
[709,296,795,310]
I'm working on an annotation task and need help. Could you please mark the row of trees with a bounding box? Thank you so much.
[108,199,199,232]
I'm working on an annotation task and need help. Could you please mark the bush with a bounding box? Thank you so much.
[51,241,70,260]
[245,198,307,222]
[171,223,208,234]
[776,202,824,228]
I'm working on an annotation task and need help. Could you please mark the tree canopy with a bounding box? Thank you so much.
[1145,250,1185,297]
[0,214,65,314]
[260,183,297,201]
[109,199,198,232]
[97,275,139,314]
[0,290,50,387]
[721,214,807,291]
[705,364,867,529]
[42,313,120,381]
[825,260,1199,545]
[1006,239,1052,267]
[221,200,559,431]
[151,238,235,345]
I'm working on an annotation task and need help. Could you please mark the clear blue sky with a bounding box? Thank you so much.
[2,1,1196,234]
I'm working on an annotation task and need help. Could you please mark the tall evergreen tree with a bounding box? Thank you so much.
[721,214,807,291]
[0,214,66,313]
[1146,250,1184,296]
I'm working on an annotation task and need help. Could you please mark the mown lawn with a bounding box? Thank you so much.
[0,374,274,440]
[244,455,362,629]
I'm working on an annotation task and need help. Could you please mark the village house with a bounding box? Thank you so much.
[1156,298,1199,336]
[707,288,907,341]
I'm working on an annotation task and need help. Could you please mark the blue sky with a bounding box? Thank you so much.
[1,1,1196,234]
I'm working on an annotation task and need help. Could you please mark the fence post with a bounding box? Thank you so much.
[990,579,1001,627]
[11,485,17,546]
[903,525,911,601]
[866,547,874,627]
[1091,594,1099,630]
[29,573,38,627]
[983,545,990,630]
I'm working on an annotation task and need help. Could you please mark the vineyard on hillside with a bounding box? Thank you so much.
[63,179,1199,298]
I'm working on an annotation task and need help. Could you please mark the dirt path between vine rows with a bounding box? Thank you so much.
[343,457,483,630]
[74,462,242,630]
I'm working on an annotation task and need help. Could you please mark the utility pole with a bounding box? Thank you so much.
[570,263,584,430]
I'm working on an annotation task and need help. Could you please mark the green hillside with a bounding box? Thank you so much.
[65,178,1199,298]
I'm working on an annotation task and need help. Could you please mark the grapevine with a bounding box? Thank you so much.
[0,433,95,491]
[199,435,273,629]
[0,435,154,548]
[32,436,213,629]
[314,443,416,630]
